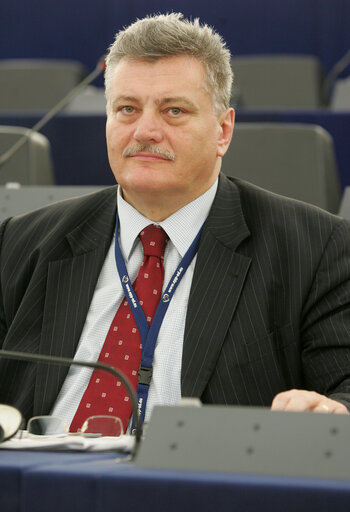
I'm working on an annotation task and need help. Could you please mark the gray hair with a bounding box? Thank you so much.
[105,12,233,114]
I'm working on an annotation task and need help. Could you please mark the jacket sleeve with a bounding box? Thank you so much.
[0,218,11,350]
[301,217,350,408]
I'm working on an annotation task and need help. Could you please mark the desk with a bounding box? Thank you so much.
[1,450,350,512]
[1,110,350,191]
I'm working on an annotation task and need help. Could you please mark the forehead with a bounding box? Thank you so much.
[108,55,210,100]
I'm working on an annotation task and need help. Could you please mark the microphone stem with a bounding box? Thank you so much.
[33,64,104,133]
[0,61,105,168]
[0,349,141,456]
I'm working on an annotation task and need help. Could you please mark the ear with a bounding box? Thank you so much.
[217,108,235,157]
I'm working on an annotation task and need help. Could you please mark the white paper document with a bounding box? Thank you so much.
[0,432,135,452]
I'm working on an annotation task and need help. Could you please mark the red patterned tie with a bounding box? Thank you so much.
[70,224,168,433]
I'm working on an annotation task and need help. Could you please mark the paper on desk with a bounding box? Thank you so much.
[0,433,135,452]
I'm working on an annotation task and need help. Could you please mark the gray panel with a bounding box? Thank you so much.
[339,187,350,220]
[231,55,324,108]
[331,78,350,110]
[0,126,54,185]
[0,60,87,112]
[136,404,350,480]
[222,123,340,213]
[0,185,107,217]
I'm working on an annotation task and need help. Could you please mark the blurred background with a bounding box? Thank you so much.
[2,0,350,77]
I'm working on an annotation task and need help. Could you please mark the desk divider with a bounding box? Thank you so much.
[136,404,350,479]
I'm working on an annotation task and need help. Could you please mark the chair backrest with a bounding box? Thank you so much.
[64,86,107,113]
[0,185,107,218]
[0,59,87,112]
[330,77,350,110]
[230,55,324,108]
[339,187,350,219]
[222,123,340,213]
[0,126,54,185]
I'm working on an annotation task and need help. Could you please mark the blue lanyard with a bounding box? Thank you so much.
[114,215,203,427]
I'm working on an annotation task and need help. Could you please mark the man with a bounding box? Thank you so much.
[0,13,350,430]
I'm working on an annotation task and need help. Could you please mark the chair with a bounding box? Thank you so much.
[230,55,325,108]
[221,123,340,213]
[0,126,54,185]
[64,86,107,113]
[330,77,350,110]
[0,59,87,111]
[0,185,108,218]
[339,187,350,219]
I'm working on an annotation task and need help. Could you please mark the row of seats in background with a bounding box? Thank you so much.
[0,56,349,220]
[0,54,350,112]
[1,122,349,221]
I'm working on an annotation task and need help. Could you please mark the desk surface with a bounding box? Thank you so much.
[1,450,350,512]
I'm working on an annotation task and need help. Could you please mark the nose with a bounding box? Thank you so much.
[133,110,164,144]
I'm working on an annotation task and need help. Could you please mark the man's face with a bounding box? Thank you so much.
[106,55,234,217]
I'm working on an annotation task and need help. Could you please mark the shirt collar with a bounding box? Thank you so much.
[117,180,218,260]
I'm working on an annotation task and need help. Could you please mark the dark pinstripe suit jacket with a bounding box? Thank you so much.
[1,174,350,420]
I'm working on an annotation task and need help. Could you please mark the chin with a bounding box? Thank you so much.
[127,182,174,196]
[118,169,178,192]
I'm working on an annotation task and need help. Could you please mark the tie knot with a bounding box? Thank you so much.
[139,225,168,257]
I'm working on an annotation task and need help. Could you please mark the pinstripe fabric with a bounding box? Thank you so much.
[0,187,118,419]
[182,175,350,409]
[1,175,350,421]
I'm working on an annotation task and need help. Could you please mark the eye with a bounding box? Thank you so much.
[121,106,135,114]
[167,107,183,117]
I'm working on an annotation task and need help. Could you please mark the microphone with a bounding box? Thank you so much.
[0,55,106,171]
[0,349,141,456]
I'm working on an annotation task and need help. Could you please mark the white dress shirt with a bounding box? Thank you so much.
[51,180,218,427]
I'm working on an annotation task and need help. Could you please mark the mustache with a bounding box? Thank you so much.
[122,144,175,161]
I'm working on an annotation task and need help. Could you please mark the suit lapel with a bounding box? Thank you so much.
[34,188,118,415]
[181,175,251,398]
[32,179,250,412]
